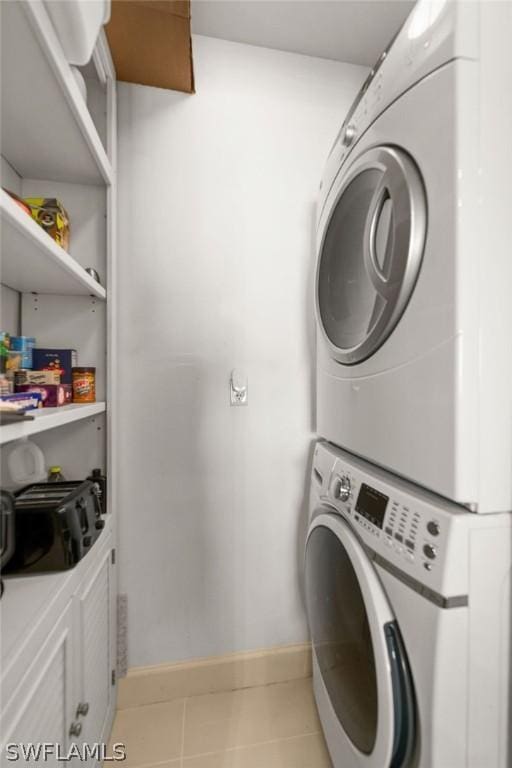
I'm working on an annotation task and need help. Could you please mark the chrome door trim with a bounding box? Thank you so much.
[315,145,427,366]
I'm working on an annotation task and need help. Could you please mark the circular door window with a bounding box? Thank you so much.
[316,146,426,365]
[305,514,416,767]
[306,523,379,754]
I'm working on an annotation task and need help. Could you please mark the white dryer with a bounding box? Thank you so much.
[306,440,512,768]
[315,0,512,513]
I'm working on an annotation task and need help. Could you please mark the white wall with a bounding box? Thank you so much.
[117,35,366,668]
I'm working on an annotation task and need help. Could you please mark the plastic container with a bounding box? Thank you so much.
[48,466,66,482]
[72,367,96,403]
[7,440,46,485]
[44,0,111,66]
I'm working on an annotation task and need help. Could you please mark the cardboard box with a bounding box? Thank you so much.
[15,370,61,387]
[106,0,194,93]
[32,349,77,385]
[16,384,72,408]
[0,392,43,411]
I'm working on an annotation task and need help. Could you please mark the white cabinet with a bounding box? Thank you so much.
[75,546,116,755]
[2,601,75,764]
[0,534,116,765]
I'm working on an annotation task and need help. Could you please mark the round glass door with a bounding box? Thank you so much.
[306,523,378,754]
[305,513,416,767]
[316,146,426,365]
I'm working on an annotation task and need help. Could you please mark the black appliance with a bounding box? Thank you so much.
[5,480,104,575]
[0,490,16,595]
[87,468,107,515]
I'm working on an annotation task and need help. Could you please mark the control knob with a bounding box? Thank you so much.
[341,124,357,147]
[423,543,437,560]
[334,476,351,502]
[427,520,440,536]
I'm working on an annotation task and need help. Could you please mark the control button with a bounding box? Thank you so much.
[405,551,414,563]
[385,526,393,536]
[394,544,403,554]
[427,520,440,536]
[83,536,92,547]
[424,562,433,572]
[423,543,437,560]
[95,520,105,530]
[385,537,393,547]
[405,539,415,551]
[394,533,403,543]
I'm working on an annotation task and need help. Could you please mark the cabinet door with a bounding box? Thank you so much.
[76,545,115,760]
[2,602,75,766]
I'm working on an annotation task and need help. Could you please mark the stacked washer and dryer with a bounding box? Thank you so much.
[304,3,512,767]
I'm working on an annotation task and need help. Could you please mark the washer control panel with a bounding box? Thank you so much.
[313,435,475,600]
[328,466,446,575]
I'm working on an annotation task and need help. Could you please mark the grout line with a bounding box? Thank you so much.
[118,698,187,768]
[180,697,187,768]
[181,729,323,763]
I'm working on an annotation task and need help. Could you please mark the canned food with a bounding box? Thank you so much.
[72,367,96,403]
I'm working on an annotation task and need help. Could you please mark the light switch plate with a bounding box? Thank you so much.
[230,384,248,406]
[230,369,248,406]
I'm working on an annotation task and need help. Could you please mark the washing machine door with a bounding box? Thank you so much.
[305,511,415,768]
[316,146,426,365]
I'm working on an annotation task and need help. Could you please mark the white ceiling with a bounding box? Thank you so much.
[191,1,415,67]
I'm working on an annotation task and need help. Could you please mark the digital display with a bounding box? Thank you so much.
[355,483,389,529]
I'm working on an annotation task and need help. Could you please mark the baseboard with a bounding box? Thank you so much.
[117,642,312,710]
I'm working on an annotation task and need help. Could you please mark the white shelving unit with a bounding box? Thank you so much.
[0,0,112,185]
[1,190,106,299]
[0,0,118,752]
[0,402,106,445]
[0,0,116,448]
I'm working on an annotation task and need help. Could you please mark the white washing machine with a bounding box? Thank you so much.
[306,440,512,768]
[315,0,512,513]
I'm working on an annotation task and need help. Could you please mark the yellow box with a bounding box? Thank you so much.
[24,197,70,251]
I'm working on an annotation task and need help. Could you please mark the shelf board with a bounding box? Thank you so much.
[0,402,106,445]
[0,0,113,186]
[1,190,106,299]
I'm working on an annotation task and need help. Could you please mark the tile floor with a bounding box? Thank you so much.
[108,677,333,768]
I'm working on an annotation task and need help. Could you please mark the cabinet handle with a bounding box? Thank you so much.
[69,721,82,738]
[76,702,90,717]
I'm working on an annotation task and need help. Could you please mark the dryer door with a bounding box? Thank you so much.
[316,146,426,365]
[305,511,415,768]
